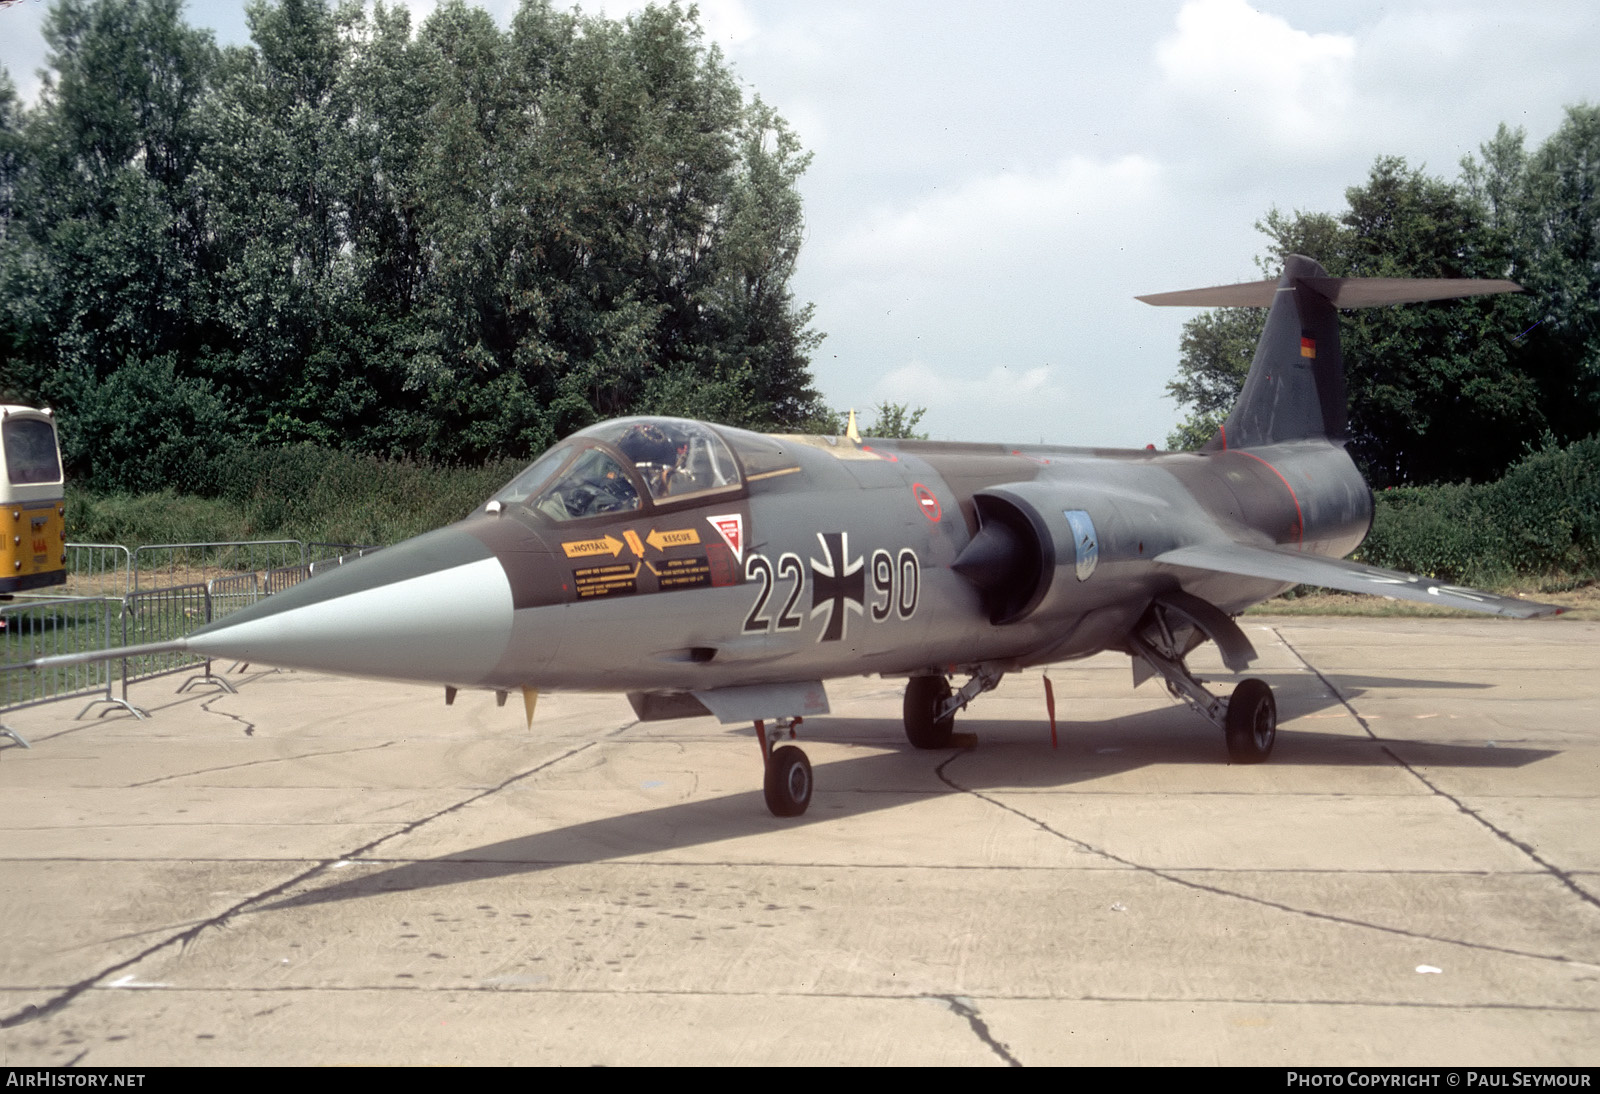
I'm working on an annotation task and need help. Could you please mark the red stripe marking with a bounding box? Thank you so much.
[1235,450,1304,546]
[1043,675,1057,750]
[1218,424,1228,450]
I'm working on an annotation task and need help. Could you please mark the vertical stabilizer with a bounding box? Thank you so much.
[1212,254,1345,450]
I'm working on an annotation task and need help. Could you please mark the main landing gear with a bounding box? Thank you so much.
[902,666,1004,749]
[755,717,812,817]
[1223,677,1276,762]
[1127,598,1277,763]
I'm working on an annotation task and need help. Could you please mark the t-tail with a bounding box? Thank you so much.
[1139,254,1522,451]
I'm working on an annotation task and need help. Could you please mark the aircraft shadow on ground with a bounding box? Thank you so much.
[259,670,1545,914]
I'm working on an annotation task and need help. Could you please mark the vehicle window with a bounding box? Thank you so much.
[3,418,61,486]
[530,448,641,521]
[599,419,741,501]
[492,446,574,507]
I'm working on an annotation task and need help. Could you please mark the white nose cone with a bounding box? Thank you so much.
[191,552,515,687]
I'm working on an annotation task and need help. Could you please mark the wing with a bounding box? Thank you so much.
[1155,543,1563,619]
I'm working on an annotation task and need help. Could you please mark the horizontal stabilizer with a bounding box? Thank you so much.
[1155,543,1562,619]
[1138,276,1521,309]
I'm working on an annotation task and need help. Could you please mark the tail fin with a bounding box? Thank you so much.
[1139,255,1521,450]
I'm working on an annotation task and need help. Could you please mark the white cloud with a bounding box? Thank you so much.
[826,155,1162,273]
[1155,0,1357,152]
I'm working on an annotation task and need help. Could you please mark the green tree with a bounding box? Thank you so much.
[1474,105,1600,444]
[198,0,386,448]
[1318,158,1540,486]
[862,401,927,439]
[0,71,36,403]
[691,98,824,428]
[395,0,823,461]
[7,0,218,425]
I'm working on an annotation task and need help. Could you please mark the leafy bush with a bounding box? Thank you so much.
[1481,435,1600,574]
[56,355,240,496]
[1357,434,1600,586]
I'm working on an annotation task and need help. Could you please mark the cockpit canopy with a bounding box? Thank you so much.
[492,418,742,522]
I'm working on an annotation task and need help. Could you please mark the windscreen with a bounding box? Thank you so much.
[3,417,61,486]
[529,447,641,521]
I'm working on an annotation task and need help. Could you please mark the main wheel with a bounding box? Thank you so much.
[903,675,955,749]
[1225,678,1277,763]
[763,745,813,817]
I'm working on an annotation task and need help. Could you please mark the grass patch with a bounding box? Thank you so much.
[67,445,526,547]
[1248,583,1600,620]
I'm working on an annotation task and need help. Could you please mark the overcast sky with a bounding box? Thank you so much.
[3,0,1597,446]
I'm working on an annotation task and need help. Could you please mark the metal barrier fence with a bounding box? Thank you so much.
[120,582,235,698]
[263,562,311,595]
[132,540,306,593]
[0,597,135,746]
[206,572,261,621]
[65,543,132,598]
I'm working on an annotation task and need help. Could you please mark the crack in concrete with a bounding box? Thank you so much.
[126,742,400,787]
[1271,625,1600,917]
[6,980,1600,1012]
[0,738,602,1031]
[934,994,1022,1066]
[200,692,256,738]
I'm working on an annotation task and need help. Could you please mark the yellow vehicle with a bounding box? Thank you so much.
[0,406,66,593]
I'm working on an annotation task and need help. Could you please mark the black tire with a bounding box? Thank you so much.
[1225,678,1277,763]
[903,675,955,749]
[763,745,813,817]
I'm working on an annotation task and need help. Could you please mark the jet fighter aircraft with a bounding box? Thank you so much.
[37,255,1560,816]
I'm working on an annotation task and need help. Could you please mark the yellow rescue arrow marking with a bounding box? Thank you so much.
[562,534,624,559]
[623,528,646,558]
[646,527,700,551]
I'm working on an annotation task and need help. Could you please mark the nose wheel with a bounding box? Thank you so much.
[764,745,813,816]
[755,718,813,817]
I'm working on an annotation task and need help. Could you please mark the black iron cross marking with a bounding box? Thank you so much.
[809,531,864,642]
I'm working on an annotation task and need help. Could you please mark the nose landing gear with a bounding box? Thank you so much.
[755,717,812,817]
